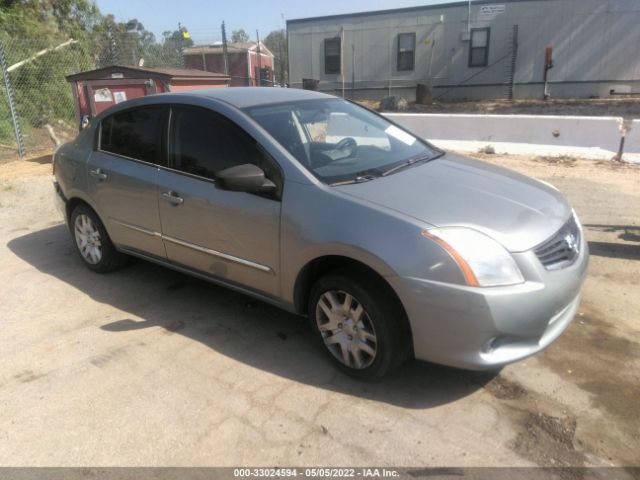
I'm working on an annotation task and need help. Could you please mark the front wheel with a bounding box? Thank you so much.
[308,271,410,380]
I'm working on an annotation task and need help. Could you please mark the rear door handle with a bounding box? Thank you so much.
[162,191,184,205]
[89,168,108,181]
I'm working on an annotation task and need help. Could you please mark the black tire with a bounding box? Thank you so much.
[308,269,410,380]
[69,204,127,273]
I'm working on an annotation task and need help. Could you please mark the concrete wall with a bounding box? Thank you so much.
[385,113,627,160]
[288,0,640,100]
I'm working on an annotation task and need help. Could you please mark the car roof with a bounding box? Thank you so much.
[172,87,336,108]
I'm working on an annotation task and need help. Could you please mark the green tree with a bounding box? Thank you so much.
[231,28,249,44]
[0,0,101,142]
[0,0,197,150]
[143,27,194,68]
[92,16,156,66]
[264,29,287,85]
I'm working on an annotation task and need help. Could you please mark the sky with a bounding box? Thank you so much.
[94,0,455,44]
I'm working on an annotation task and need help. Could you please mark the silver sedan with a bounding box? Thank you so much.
[53,88,588,379]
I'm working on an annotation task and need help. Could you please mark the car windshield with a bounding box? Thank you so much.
[245,98,441,185]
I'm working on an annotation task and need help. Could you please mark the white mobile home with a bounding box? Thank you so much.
[287,0,640,101]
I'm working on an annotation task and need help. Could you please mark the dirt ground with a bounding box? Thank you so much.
[365,98,640,120]
[0,123,76,162]
[0,153,638,470]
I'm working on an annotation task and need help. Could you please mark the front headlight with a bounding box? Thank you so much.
[422,227,525,287]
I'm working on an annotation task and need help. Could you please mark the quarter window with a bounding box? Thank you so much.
[469,28,490,67]
[324,37,341,74]
[169,106,259,180]
[397,33,416,71]
[100,106,164,163]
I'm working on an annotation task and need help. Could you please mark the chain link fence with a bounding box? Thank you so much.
[0,35,185,160]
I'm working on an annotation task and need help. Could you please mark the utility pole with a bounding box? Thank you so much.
[427,34,436,84]
[107,23,117,65]
[178,22,185,67]
[341,27,345,98]
[280,13,286,85]
[221,21,229,76]
[256,30,262,86]
[278,38,284,85]
[351,43,355,99]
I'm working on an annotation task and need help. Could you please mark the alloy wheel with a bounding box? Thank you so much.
[74,213,103,265]
[315,290,378,369]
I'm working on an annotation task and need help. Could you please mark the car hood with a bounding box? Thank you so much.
[334,154,571,252]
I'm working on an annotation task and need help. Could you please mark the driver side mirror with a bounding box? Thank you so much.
[215,163,277,194]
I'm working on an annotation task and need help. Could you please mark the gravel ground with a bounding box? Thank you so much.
[0,154,638,468]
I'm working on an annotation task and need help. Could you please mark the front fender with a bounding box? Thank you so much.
[279,181,466,306]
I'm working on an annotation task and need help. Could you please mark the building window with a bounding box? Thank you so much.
[324,37,341,74]
[469,28,490,67]
[397,33,416,71]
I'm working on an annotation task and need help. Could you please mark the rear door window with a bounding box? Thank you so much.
[100,106,164,164]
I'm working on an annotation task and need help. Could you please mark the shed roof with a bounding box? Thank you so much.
[184,42,274,57]
[66,65,229,82]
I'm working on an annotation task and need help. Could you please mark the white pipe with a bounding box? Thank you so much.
[8,39,77,72]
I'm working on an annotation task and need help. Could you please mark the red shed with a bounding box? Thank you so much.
[66,65,229,128]
[183,42,274,87]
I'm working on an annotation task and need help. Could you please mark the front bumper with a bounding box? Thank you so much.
[388,233,589,370]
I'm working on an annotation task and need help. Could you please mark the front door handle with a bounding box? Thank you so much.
[89,168,108,181]
[162,191,184,205]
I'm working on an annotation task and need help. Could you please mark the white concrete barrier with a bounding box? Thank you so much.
[623,119,640,163]
[384,113,624,160]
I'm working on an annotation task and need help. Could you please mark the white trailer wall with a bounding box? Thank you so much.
[287,0,640,101]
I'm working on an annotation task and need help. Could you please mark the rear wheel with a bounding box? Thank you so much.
[308,270,409,380]
[70,204,127,273]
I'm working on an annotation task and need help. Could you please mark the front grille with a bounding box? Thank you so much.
[534,216,581,270]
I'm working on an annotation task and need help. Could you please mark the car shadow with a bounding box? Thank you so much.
[585,223,640,243]
[26,153,53,164]
[587,241,640,261]
[7,224,496,409]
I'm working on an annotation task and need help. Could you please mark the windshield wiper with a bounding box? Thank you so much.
[330,169,381,186]
[381,153,441,177]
